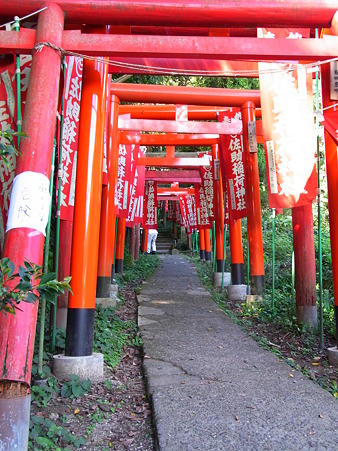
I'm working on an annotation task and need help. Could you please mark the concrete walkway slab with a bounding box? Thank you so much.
[138,255,338,450]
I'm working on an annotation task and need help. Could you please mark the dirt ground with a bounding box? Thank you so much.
[30,282,337,450]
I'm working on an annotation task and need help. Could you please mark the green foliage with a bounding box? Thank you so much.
[115,251,160,286]
[0,129,25,164]
[0,258,71,314]
[60,374,91,399]
[30,377,59,408]
[29,415,86,450]
[94,305,133,368]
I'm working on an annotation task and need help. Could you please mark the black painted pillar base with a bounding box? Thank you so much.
[96,276,111,298]
[251,275,265,295]
[115,258,124,274]
[205,251,211,261]
[65,308,95,356]
[216,259,226,273]
[231,263,245,285]
[111,264,115,283]
[200,249,206,260]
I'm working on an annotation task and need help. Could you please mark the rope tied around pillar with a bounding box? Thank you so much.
[33,41,64,57]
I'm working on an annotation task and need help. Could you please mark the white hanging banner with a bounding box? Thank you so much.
[6,171,51,235]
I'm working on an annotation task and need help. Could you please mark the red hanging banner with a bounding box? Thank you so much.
[258,28,317,209]
[115,143,135,218]
[167,200,176,221]
[186,194,197,229]
[143,180,158,229]
[218,109,247,220]
[198,152,214,219]
[178,195,190,233]
[126,145,146,227]
[60,56,83,221]
[194,183,211,229]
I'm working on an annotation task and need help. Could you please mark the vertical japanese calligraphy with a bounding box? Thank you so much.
[218,109,247,220]
[198,152,214,219]
[143,180,158,229]
[60,56,83,220]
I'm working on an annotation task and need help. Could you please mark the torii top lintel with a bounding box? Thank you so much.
[2,1,337,28]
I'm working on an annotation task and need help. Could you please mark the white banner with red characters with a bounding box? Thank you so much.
[0,55,32,251]
[143,180,158,229]
[167,200,176,221]
[258,28,317,209]
[194,183,211,229]
[60,56,83,221]
[198,152,214,219]
[126,145,146,227]
[218,108,247,220]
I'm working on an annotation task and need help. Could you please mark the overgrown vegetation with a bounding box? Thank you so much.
[28,253,159,450]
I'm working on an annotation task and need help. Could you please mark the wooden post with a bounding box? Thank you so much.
[66,52,109,356]
[115,217,126,273]
[229,219,245,284]
[241,101,264,294]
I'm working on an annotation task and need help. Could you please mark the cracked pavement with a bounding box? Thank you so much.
[138,255,338,451]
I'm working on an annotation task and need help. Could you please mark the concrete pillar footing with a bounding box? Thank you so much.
[52,352,104,382]
[212,272,231,288]
[227,284,247,301]
[327,347,338,367]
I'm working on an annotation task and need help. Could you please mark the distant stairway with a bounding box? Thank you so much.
[156,229,173,254]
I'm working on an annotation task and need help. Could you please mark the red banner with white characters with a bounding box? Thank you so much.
[198,152,214,219]
[194,183,211,229]
[0,55,32,252]
[175,200,181,224]
[126,145,146,227]
[258,28,317,209]
[218,109,247,220]
[60,56,83,221]
[178,195,189,233]
[185,194,197,229]
[167,200,176,220]
[115,144,134,218]
[143,180,158,229]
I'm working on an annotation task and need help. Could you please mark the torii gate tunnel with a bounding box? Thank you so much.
[1,1,338,448]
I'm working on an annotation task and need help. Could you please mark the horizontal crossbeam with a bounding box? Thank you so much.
[119,132,220,146]
[118,118,242,134]
[145,170,201,183]
[138,157,211,167]
[1,29,337,62]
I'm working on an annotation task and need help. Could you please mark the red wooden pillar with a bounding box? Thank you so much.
[57,220,73,328]
[292,205,317,326]
[321,61,338,344]
[134,223,140,261]
[205,228,211,261]
[0,5,63,447]
[0,4,64,386]
[65,52,109,356]
[229,219,245,285]
[241,101,265,294]
[97,94,120,298]
[115,217,126,273]
[212,144,225,272]
[199,228,206,260]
